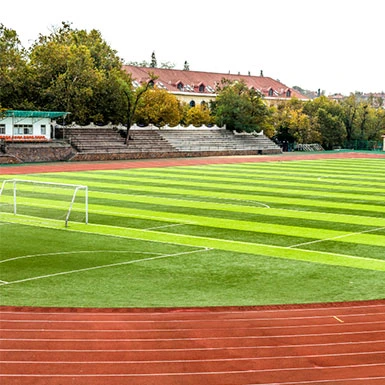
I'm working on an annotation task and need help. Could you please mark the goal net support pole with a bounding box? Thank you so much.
[0,179,88,227]
[65,185,88,227]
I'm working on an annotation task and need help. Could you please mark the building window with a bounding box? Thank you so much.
[41,125,47,135]
[286,89,291,97]
[189,100,196,107]
[199,84,205,92]
[268,88,274,97]
[14,124,33,135]
[177,82,183,91]
[0,124,5,134]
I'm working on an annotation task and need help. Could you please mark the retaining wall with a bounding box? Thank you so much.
[0,142,75,164]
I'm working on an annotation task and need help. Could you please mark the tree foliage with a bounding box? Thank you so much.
[302,96,346,149]
[0,24,30,109]
[1,22,384,150]
[150,51,157,68]
[117,72,157,144]
[24,22,130,124]
[213,79,273,133]
[135,87,182,127]
[182,103,213,126]
[275,94,385,149]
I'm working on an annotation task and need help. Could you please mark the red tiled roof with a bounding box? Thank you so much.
[123,65,307,99]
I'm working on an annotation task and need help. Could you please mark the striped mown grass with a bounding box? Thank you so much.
[0,158,384,307]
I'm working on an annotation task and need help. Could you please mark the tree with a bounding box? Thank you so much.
[127,60,175,69]
[159,62,175,69]
[314,108,346,149]
[303,96,346,149]
[0,24,30,109]
[150,51,157,68]
[272,98,328,149]
[214,79,272,133]
[92,67,130,124]
[340,94,360,141]
[361,106,385,143]
[126,60,151,67]
[27,22,128,124]
[44,44,101,122]
[270,102,296,149]
[182,103,213,126]
[121,75,156,144]
[287,109,321,144]
[338,94,385,144]
[135,87,182,127]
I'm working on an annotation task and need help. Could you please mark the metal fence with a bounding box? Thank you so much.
[342,140,382,151]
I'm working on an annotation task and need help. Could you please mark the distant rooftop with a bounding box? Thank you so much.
[123,65,307,100]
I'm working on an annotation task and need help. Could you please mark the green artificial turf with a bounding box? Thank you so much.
[1,158,384,307]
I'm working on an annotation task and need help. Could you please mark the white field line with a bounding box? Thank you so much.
[73,222,385,264]
[0,363,384,378]
[212,198,270,208]
[1,312,385,323]
[146,223,188,230]
[0,376,383,385]
[289,226,385,248]
[1,329,384,342]
[0,250,159,265]
[2,319,384,331]
[0,248,212,286]
[1,339,385,353]
[3,350,385,364]
[3,212,384,268]
[55,185,385,223]
[108,192,271,209]
[250,376,385,385]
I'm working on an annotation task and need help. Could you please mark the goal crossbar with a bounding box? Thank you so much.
[0,179,88,227]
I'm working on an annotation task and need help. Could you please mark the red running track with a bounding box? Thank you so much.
[1,151,385,175]
[1,153,385,383]
[1,300,385,385]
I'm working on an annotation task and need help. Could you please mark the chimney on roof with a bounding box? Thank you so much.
[260,70,264,77]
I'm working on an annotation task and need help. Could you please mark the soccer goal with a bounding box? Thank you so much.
[0,179,88,227]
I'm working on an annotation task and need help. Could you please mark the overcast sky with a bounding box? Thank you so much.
[3,0,384,95]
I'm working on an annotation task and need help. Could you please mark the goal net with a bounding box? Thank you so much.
[0,179,88,227]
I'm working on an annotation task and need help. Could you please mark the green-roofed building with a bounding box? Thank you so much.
[0,110,69,141]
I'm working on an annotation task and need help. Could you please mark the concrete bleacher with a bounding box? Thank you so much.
[57,127,177,154]
[57,127,127,153]
[158,127,280,153]
[126,129,177,153]
[55,124,281,161]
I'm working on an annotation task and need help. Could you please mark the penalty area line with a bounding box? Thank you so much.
[288,226,385,248]
[0,248,212,287]
[146,223,190,230]
[0,250,159,265]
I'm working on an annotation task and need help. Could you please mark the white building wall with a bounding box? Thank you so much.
[0,117,51,140]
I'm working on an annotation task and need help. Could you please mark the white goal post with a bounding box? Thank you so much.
[0,179,88,227]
